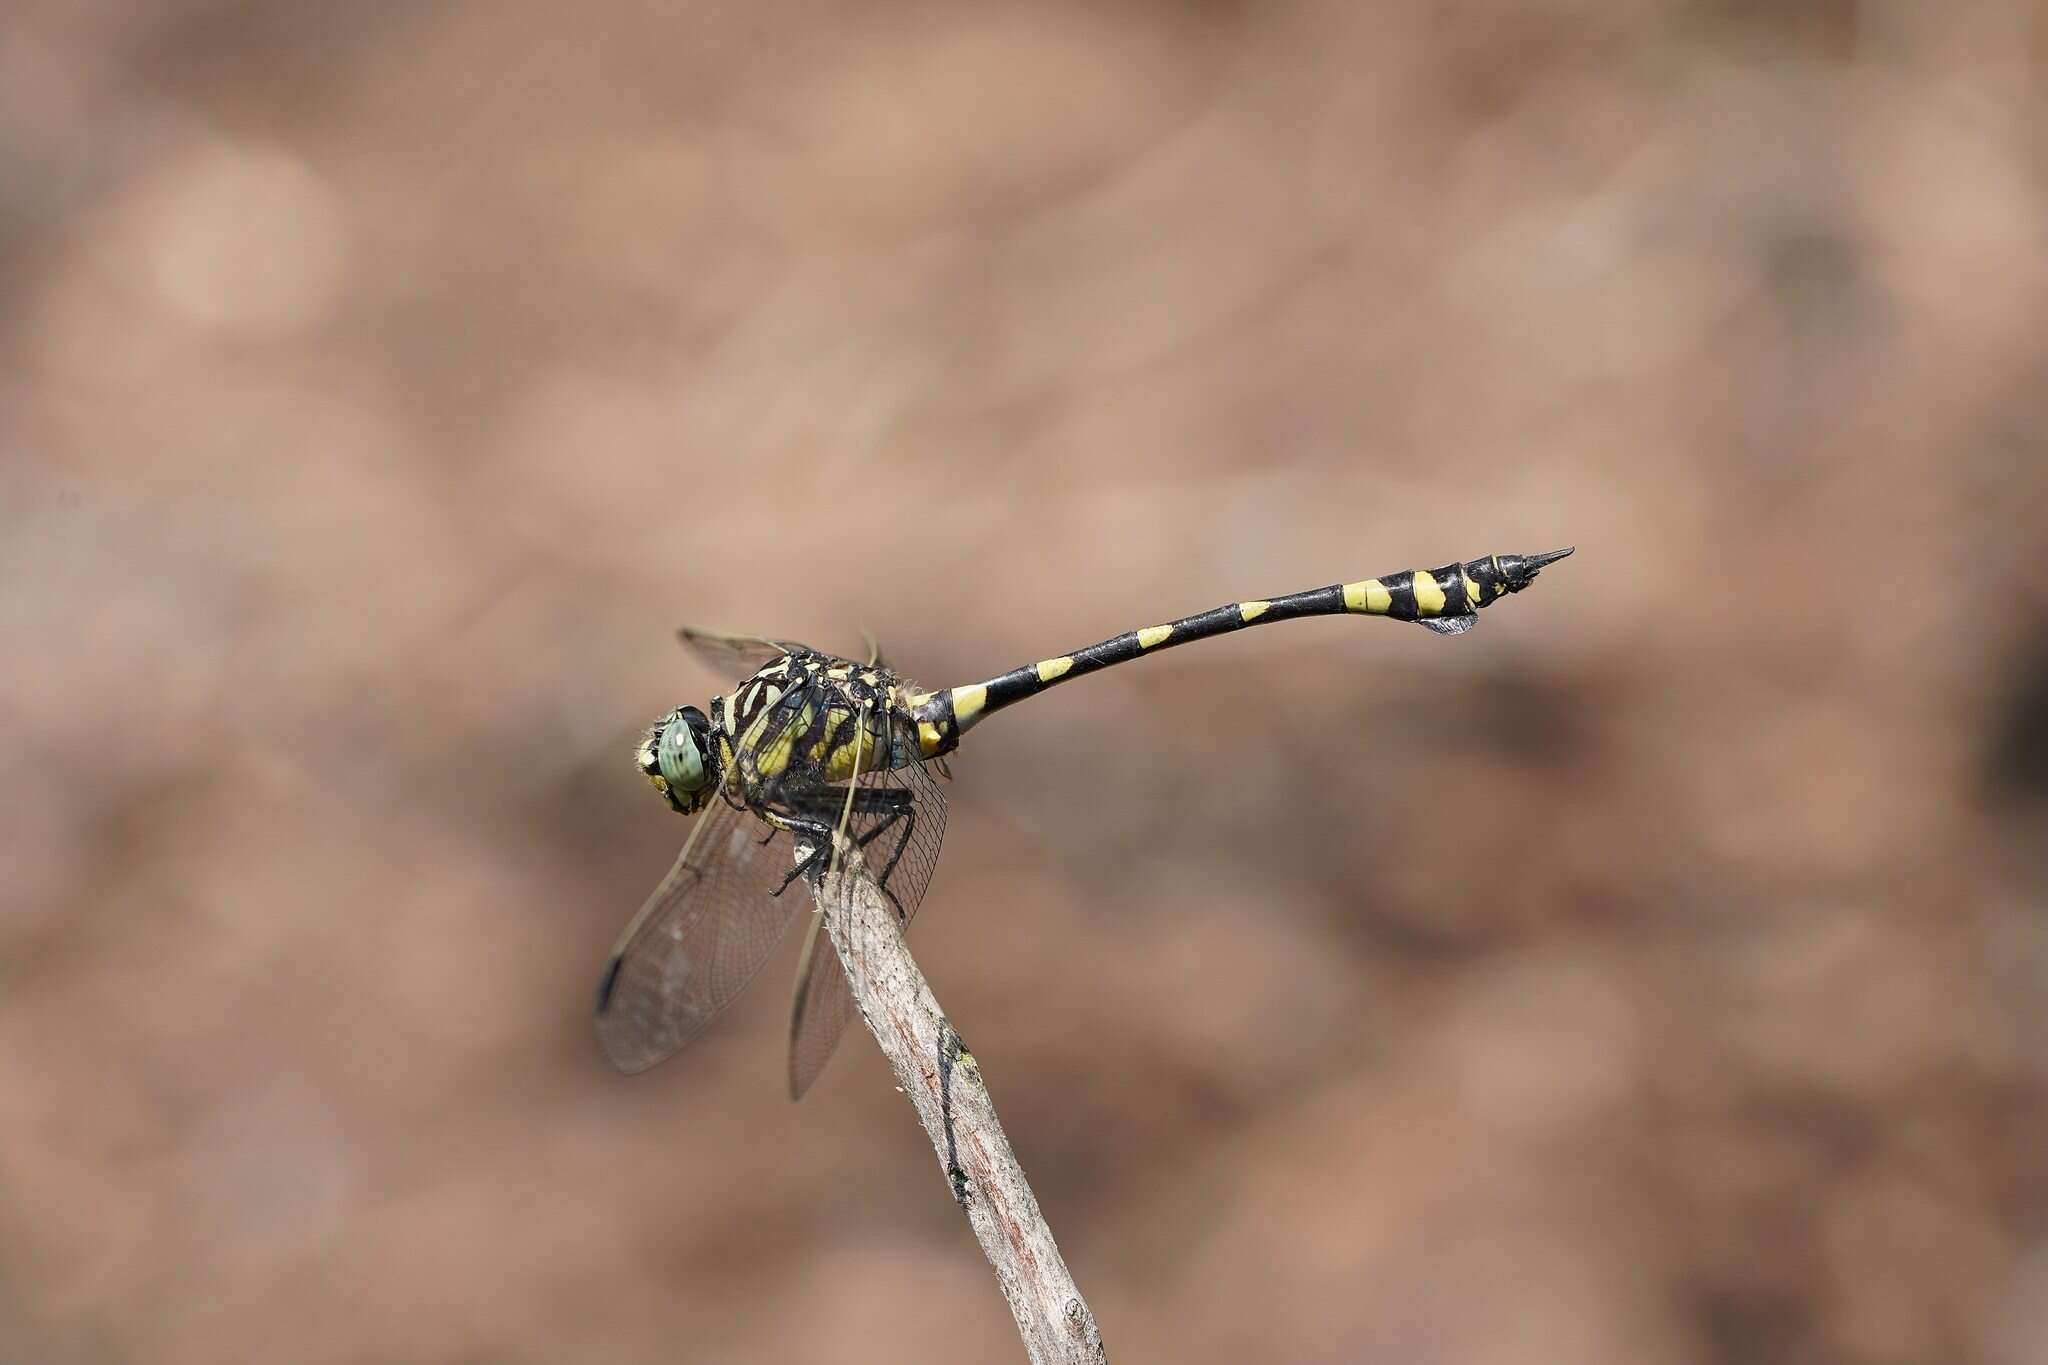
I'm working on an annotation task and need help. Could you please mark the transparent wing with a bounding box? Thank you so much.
[594,795,812,1074]
[785,709,949,1099]
[675,624,808,679]
[786,912,854,1097]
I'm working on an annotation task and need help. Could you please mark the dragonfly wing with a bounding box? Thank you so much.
[785,710,949,1099]
[675,625,808,678]
[786,909,859,1101]
[595,796,810,1074]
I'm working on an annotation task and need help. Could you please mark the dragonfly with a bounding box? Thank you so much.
[596,546,1573,1097]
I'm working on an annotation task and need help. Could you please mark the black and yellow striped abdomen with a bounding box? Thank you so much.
[906,548,1571,755]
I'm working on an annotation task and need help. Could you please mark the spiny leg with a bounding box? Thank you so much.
[808,793,916,921]
[837,786,918,918]
[863,798,917,922]
[764,784,909,896]
[754,806,843,897]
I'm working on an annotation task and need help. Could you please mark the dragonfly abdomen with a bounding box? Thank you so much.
[908,548,1571,752]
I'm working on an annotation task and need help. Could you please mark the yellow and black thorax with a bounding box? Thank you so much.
[710,651,922,804]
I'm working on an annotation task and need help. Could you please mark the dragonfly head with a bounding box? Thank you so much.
[637,705,718,813]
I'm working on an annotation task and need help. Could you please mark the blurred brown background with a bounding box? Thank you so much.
[5,2,2048,1362]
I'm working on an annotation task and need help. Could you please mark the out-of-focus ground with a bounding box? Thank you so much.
[5,3,2047,1362]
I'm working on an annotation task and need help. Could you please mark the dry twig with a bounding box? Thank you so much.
[813,852,1107,1365]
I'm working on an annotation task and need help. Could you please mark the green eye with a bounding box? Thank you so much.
[656,715,707,792]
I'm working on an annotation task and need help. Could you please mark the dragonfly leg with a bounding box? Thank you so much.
[754,807,842,897]
[860,801,917,923]
[757,786,913,897]
[760,786,915,913]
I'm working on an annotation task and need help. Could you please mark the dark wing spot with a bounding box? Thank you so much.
[595,954,625,1015]
[1987,625,2048,802]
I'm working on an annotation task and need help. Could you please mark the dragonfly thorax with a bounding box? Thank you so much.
[637,705,719,814]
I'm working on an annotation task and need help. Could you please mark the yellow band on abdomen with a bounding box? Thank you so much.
[1343,579,1392,613]
[951,684,988,724]
[1412,570,1446,616]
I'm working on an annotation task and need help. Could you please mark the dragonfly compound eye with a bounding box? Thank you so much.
[655,712,709,795]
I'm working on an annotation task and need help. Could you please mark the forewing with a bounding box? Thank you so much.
[785,718,948,1099]
[595,796,811,1074]
[675,625,808,679]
